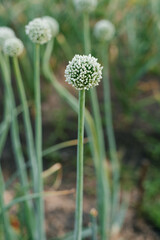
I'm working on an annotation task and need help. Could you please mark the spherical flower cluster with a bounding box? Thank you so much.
[3,38,24,57]
[43,16,59,38]
[25,18,52,44]
[73,0,97,13]
[0,27,15,49]
[94,20,115,42]
[65,54,103,90]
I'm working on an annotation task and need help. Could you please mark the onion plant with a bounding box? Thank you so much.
[0,85,13,240]
[65,54,103,240]
[94,19,120,223]
[0,168,14,240]
[25,17,52,240]
[3,37,38,196]
[0,45,34,239]
[0,74,13,239]
[94,19,127,235]
[73,0,111,239]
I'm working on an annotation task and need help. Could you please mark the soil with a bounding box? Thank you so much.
[3,163,160,240]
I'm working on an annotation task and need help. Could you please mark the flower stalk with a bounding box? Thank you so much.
[34,43,46,240]
[0,168,14,240]
[83,12,110,240]
[74,89,85,240]
[12,56,38,195]
[65,53,103,240]
[0,52,35,239]
[101,43,120,224]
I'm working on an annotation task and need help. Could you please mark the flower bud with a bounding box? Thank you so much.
[73,0,97,13]
[94,20,115,42]
[25,18,52,44]
[3,38,24,57]
[0,27,15,49]
[43,16,59,38]
[65,54,103,90]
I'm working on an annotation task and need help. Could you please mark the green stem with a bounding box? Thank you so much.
[0,76,13,240]
[74,89,85,240]
[0,92,10,156]
[34,44,46,240]
[43,39,54,77]
[83,13,91,54]
[83,12,110,240]
[0,168,13,240]
[101,44,120,224]
[0,53,35,239]
[13,57,38,194]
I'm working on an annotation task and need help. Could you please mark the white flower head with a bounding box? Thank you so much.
[25,18,52,44]
[43,16,59,38]
[73,0,97,13]
[65,54,103,90]
[0,27,15,49]
[3,38,24,57]
[94,20,115,42]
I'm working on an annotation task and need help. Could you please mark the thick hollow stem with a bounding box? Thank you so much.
[101,44,120,224]
[0,92,10,156]
[83,13,91,54]
[0,78,13,240]
[34,44,46,240]
[13,57,38,193]
[0,53,35,239]
[83,12,110,240]
[74,89,85,240]
[0,168,13,240]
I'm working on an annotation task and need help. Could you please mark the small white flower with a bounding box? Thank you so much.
[43,16,59,38]
[25,18,52,44]
[0,27,15,49]
[94,20,115,42]
[65,54,103,90]
[3,38,24,57]
[73,0,97,13]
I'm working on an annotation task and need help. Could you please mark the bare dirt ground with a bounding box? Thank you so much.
[44,188,160,240]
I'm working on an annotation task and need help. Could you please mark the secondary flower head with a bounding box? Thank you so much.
[65,54,103,90]
[3,38,24,57]
[73,0,97,13]
[94,20,115,42]
[43,16,59,38]
[0,27,15,49]
[25,18,52,44]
